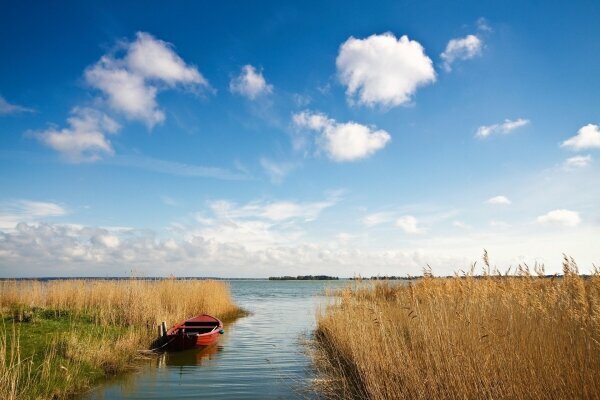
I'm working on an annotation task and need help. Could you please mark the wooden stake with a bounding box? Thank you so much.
[161,321,167,338]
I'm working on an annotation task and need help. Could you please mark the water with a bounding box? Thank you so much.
[85,280,346,399]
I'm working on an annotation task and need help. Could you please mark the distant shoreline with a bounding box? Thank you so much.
[0,276,268,281]
[268,275,340,280]
[2,274,587,281]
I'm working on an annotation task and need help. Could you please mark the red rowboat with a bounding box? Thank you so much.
[165,314,224,351]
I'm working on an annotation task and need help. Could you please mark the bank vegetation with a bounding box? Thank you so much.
[313,256,600,399]
[0,279,243,399]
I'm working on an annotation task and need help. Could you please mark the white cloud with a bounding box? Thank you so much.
[260,158,295,184]
[33,107,119,162]
[93,234,120,248]
[125,32,206,86]
[563,155,592,169]
[0,200,67,230]
[362,212,393,227]
[17,201,66,217]
[476,118,529,138]
[336,33,435,107]
[441,34,483,71]
[197,218,300,251]
[0,95,34,115]
[561,124,600,150]
[85,32,208,127]
[86,59,164,126]
[0,221,464,278]
[229,65,273,99]
[293,110,390,161]
[5,218,600,277]
[2,201,600,277]
[209,197,336,223]
[396,215,421,234]
[181,195,340,252]
[486,195,511,205]
[537,209,581,227]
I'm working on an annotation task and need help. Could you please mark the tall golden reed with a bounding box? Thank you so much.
[0,278,241,327]
[0,279,242,399]
[313,258,600,399]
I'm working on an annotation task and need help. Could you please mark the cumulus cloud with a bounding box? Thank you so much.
[0,200,67,230]
[2,199,599,277]
[561,124,600,150]
[486,195,511,205]
[0,223,149,267]
[563,155,592,169]
[396,215,421,234]
[124,32,206,85]
[336,33,435,107]
[18,217,591,278]
[86,59,164,126]
[537,209,581,227]
[33,107,120,162]
[0,221,464,278]
[441,34,483,72]
[85,32,208,127]
[0,95,34,115]
[229,65,273,99]
[3,194,492,278]
[476,118,529,138]
[93,233,121,248]
[293,110,390,161]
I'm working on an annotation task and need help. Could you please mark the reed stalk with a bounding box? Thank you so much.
[313,257,600,399]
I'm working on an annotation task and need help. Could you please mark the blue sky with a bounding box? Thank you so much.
[1,1,599,277]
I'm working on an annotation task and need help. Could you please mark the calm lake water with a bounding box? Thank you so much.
[85,280,347,399]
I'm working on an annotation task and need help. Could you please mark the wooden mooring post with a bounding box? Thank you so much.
[157,321,168,342]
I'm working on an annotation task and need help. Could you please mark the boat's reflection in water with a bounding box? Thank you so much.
[158,344,223,368]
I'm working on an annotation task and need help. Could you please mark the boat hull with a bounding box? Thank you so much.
[165,314,223,351]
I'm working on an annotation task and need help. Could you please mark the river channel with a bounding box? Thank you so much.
[85,280,347,399]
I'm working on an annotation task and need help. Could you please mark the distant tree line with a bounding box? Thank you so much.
[349,276,420,280]
[268,275,339,280]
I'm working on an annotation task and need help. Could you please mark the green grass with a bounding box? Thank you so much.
[2,308,133,399]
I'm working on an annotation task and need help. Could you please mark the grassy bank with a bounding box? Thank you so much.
[0,279,244,399]
[313,257,600,399]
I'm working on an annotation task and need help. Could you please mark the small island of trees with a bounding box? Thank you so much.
[268,275,339,280]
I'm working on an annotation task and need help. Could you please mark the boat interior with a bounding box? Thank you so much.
[178,320,220,334]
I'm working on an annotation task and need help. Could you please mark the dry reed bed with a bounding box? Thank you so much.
[0,279,243,399]
[0,279,241,327]
[314,259,600,399]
